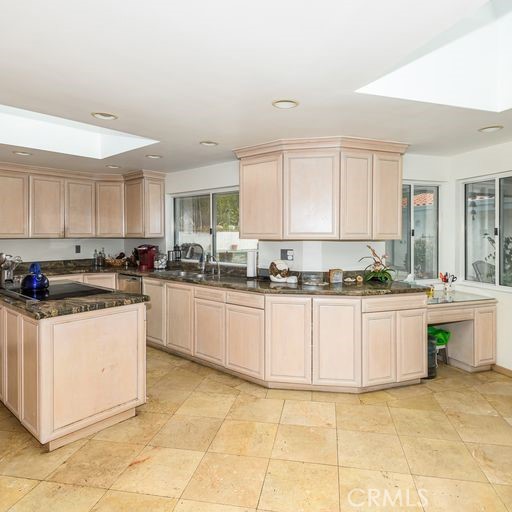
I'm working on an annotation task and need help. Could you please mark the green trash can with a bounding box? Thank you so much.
[426,326,451,379]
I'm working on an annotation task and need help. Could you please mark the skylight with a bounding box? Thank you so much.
[0,104,158,158]
[357,5,512,113]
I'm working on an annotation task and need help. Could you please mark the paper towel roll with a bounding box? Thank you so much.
[246,250,257,278]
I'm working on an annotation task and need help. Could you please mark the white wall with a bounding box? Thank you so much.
[449,141,512,370]
[0,238,124,262]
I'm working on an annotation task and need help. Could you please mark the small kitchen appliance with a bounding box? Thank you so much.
[21,262,49,291]
[136,245,157,271]
[0,253,23,287]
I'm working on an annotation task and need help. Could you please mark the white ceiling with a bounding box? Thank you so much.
[1,0,510,174]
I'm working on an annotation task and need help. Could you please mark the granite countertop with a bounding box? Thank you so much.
[0,290,149,320]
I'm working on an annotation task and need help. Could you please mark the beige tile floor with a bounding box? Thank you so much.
[1,347,512,511]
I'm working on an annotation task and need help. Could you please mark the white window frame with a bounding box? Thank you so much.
[171,186,251,267]
[390,180,441,283]
[458,171,512,293]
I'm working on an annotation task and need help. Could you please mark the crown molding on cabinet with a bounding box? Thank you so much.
[233,136,409,159]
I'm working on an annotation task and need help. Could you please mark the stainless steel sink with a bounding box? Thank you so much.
[154,270,207,280]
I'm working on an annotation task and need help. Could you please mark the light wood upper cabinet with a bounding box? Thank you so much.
[65,179,95,238]
[396,309,427,382]
[372,152,402,240]
[166,283,194,355]
[313,298,362,387]
[0,170,29,238]
[143,278,166,347]
[474,306,496,366]
[30,175,65,238]
[340,151,373,239]
[362,311,397,387]
[226,303,264,379]
[125,179,144,237]
[194,298,225,365]
[283,150,340,239]
[145,179,165,237]
[125,176,165,238]
[96,181,125,237]
[265,296,312,384]
[239,154,283,239]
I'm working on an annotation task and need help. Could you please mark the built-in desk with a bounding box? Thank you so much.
[427,291,497,372]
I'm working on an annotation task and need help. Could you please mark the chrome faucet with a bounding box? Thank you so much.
[183,243,205,271]
[206,253,221,277]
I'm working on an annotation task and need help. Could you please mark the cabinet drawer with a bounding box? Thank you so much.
[362,294,427,313]
[226,291,265,309]
[427,308,474,324]
[194,286,226,303]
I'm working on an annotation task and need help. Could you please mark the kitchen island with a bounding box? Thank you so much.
[0,282,148,450]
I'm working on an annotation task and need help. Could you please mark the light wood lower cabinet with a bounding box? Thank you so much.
[474,306,496,366]
[396,309,427,382]
[225,304,264,379]
[194,298,225,365]
[362,311,397,386]
[0,306,4,402]
[83,273,117,290]
[5,308,20,416]
[143,278,166,346]
[48,274,84,284]
[265,296,312,384]
[166,283,194,355]
[312,298,362,387]
[0,170,29,238]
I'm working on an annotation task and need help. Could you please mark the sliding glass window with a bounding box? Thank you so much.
[464,180,496,284]
[386,184,439,280]
[174,190,257,265]
[500,177,512,286]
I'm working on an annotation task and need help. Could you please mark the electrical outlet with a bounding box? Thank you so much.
[75,245,81,254]
[280,249,294,261]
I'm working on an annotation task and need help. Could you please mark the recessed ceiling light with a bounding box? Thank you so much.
[91,112,118,120]
[105,164,121,169]
[200,140,218,146]
[272,99,299,109]
[12,150,31,156]
[145,154,162,159]
[478,125,503,133]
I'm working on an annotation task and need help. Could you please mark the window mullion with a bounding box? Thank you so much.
[495,177,500,286]
[410,184,415,279]
[210,192,215,258]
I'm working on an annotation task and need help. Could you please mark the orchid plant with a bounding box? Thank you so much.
[359,245,395,283]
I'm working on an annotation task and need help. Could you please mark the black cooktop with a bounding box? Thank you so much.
[3,281,114,301]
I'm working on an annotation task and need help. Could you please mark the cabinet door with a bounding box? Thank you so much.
[166,284,194,355]
[312,298,361,386]
[372,152,402,240]
[396,309,427,382]
[474,306,496,366]
[143,278,166,346]
[145,179,165,237]
[340,151,373,240]
[362,311,396,386]
[65,179,95,237]
[0,171,29,238]
[30,175,64,238]
[48,274,84,284]
[240,154,283,239]
[0,307,4,402]
[226,304,264,379]
[125,179,144,238]
[194,299,225,365]
[265,296,312,384]
[283,150,340,239]
[4,309,20,415]
[83,273,117,290]
[96,182,125,237]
